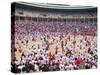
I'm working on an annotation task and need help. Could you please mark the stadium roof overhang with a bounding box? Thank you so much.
[12,2,97,10]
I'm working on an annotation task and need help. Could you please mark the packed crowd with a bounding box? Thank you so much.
[11,11,97,73]
[15,9,97,18]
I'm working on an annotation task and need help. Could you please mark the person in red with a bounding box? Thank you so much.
[74,58,83,67]
[48,51,52,62]
[58,56,62,64]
